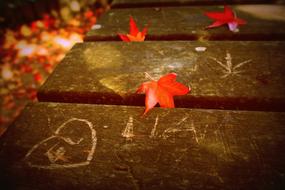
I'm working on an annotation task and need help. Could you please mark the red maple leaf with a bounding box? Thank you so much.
[136,73,190,115]
[205,5,246,32]
[118,16,148,42]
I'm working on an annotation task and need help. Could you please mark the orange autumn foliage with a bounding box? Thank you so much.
[118,16,148,42]
[136,73,190,115]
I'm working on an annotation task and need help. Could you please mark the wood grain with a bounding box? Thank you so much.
[85,6,285,41]
[38,41,285,111]
[1,102,285,189]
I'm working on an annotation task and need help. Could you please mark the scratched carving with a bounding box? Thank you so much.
[115,115,224,188]
[209,51,252,78]
[161,119,199,144]
[121,116,135,140]
[25,118,97,169]
[149,115,159,139]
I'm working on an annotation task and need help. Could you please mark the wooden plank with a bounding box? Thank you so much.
[85,5,285,41]
[0,102,285,189]
[111,0,277,8]
[38,41,285,111]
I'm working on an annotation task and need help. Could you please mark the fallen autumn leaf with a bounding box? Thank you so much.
[136,73,190,115]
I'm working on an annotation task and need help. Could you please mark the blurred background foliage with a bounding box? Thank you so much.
[0,0,111,136]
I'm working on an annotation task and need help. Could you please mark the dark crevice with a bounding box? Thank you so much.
[37,91,285,112]
[84,34,285,42]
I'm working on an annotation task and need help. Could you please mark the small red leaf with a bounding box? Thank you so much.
[136,73,190,115]
[205,5,246,32]
[118,16,148,42]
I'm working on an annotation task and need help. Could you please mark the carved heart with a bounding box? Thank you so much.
[25,118,97,169]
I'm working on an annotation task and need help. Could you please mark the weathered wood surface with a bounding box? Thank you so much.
[111,0,279,8]
[38,41,285,111]
[0,102,285,189]
[85,5,285,41]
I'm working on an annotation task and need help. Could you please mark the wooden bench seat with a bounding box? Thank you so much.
[85,5,285,41]
[111,0,279,8]
[1,102,285,189]
[38,41,285,111]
